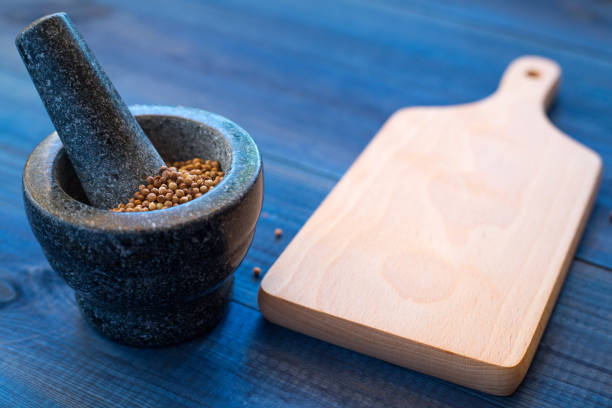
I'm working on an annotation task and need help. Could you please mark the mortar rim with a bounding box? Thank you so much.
[23,104,261,233]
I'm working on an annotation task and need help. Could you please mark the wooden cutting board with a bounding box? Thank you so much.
[258,56,601,396]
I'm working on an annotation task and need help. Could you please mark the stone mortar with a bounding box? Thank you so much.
[23,105,263,347]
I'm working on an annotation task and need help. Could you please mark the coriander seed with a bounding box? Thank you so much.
[111,157,225,213]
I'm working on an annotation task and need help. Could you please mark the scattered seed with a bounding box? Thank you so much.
[274,228,283,239]
[252,267,261,278]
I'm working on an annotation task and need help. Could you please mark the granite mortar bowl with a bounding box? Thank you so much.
[23,105,263,347]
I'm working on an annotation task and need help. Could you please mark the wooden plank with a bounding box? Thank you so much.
[377,0,612,61]
[0,260,610,407]
[2,0,610,176]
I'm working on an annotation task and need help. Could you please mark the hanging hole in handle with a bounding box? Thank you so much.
[525,69,540,79]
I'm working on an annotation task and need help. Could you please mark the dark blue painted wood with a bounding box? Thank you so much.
[0,261,610,407]
[381,0,612,60]
[0,0,611,406]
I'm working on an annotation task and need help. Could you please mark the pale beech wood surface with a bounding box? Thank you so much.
[259,56,602,396]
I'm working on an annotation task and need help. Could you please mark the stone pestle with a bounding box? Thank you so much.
[15,12,164,209]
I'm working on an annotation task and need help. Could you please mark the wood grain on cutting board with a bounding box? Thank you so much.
[259,56,602,395]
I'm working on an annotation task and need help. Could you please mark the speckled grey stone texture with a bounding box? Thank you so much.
[16,13,164,209]
[23,105,263,347]
[76,277,234,347]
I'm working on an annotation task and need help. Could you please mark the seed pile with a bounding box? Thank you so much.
[111,158,224,212]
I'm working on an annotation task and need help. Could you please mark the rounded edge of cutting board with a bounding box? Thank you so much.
[258,284,528,396]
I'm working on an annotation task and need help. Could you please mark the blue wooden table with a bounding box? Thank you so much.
[1,1,610,406]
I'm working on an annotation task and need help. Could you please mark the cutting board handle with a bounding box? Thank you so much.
[495,56,561,111]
